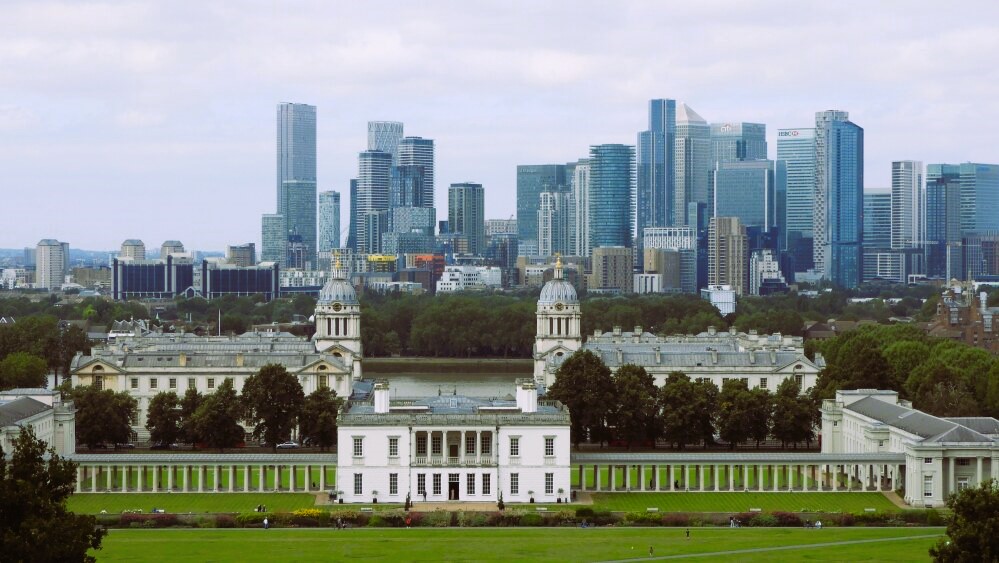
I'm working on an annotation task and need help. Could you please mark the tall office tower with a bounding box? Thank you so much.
[36,239,68,290]
[637,99,676,239]
[120,239,146,261]
[572,159,591,257]
[364,211,389,254]
[281,179,317,267]
[891,161,924,250]
[588,145,635,250]
[160,240,185,258]
[674,103,711,225]
[926,165,964,278]
[863,192,892,250]
[713,160,782,234]
[390,165,425,208]
[708,217,748,295]
[347,179,359,251]
[516,164,567,254]
[261,214,287,264]
[448,182,486,255]
[226,243,256,267]
[367,121,404,165]
[931,162,999,233]
[537,190,575,258]
[814,110,864,288]
[776,127,816,275]
[355,151,392,254]
[276,103,317,211]
[710,122,767,165]
[318,190,341,252]
[398,137,435,208]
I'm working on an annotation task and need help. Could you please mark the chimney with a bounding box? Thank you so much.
[707,326,717,336]
[179,353,187,367]
[516,379,537,413]
[711,349,718,364]
[748,351,755,364]
[769,349,777,364]
[654,346,661,364]
[235,353,244,367]
[373,380,390,414]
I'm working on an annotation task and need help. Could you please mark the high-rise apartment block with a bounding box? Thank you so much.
[276,103,316,211]
[318,190,341,252]
[367,121,404,165]
[398,137,435,208]
[537,190,575,258]
[281,179,317,267]
[891,161,924,250]
[261,214,287,264]
[390,165,425,208]
[572,159,591,257]
[516,164,567,254]
[36,239,69,290]
[708,217,748,295]
[863,192,892,250]
[588,145,635,250]
[926,165,965,279]
[814,110,864,289]
[355,151,392,254]
[227,243,256,267]
[448,183,486,255]
[637,99,676,237]
[749,249,787,295]
[588,246,634,294]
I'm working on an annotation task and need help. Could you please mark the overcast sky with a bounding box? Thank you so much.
[3,1,999,251]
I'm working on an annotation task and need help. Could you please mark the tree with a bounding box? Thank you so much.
[178,388,203,447]
[241,364,305,451]
[930,479,999,561]
[716,379,753,448]
[813,331,893,399]
[73,386,137,449]
[547,350,615,448]
[192,379,244,452]
[0,351,48,390]
[0,426,106,562]
[611,364,658,448]
[772,380,814,448]
[659,372,703,450]
[745,387,773,448]
[145,391,181,446]
[299,387,342,451]
[692,378,718,447]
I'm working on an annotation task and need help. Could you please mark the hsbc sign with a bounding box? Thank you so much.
[778,129,814,139]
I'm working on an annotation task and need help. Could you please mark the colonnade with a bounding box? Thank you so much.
[74,462,334,493]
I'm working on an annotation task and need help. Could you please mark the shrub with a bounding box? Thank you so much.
[838,514,855,527]
[772,512,802,527]
[235,513,268,528]
[661,514,689,527]
[486,512,522,527]
[120,513,180,528]
[749,514,777,527]
[624,512,661,526]
[95,514,120,527]
[589,510,618,526]
[457,512,490,527]
[423,510,451,528]
[215,515,236,528]
[925,508,944,526]
[519,513,544,527]
[292,508,324,520]
[329,510,370,527]
[575,507,595,518]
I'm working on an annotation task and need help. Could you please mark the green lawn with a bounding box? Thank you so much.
[93,527,943,562]
[67,493,319,515]
[588,492,901,513]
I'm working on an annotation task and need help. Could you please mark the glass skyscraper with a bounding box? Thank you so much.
[815,110,864,289]
[637,99,676,238]
[318,190,341,252]
[281,180,317,267]
[713,160,780,233]
[516,164,567,254]
[448,183,486,255]
[926,164,964,279]
[367,121,404,165]
[390,165,425,208]
[261,214,287,264]
[863,192,892,250]
[776,128,816,275]
[588,144,635,250]
[674,104,711,225]
[710,122,767,165]
[276,103,316,211]
[891,161,924,250]
[355,151,392,253]
[398,137,435,209]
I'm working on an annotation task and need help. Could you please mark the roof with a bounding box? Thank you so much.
[945,417,999,436]
[0,397,50,427]
[846,397,995,444]
[676,103,706,124]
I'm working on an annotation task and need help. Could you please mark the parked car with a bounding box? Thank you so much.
[114,443,136,449]
[276,441,300,449]
[150,442,177,450]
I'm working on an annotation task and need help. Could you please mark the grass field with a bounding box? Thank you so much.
[67,493,319,515]
[93,527,943,562]
[588,492,901,514]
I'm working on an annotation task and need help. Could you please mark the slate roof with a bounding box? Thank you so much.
[846,397,996,444]
[945,417,999,436]
[0,397,50,427]
[346,394,564,416]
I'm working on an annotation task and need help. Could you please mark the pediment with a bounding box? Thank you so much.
[73,358,125,375]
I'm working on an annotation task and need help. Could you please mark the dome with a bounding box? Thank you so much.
[539,279,577,305]
[317,278,358,306]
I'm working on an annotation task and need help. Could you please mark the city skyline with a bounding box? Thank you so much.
[3,2,999,250]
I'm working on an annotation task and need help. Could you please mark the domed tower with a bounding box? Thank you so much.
[533,255,581,385]
[314,255,363,380]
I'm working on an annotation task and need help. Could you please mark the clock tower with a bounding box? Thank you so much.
[533,255,582,386]
[314,255,363,380]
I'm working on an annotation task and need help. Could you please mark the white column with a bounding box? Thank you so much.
[196,466,203,492]
[610,466,616,491]
[758,465,763,491]
[977,456,984,486]
[304,466,311,492]
[892,464,899,491]
[183,465,189,492]
[832,465,839,491]
[625,465,631,490]
[76,467,83,493]
[319,465,326,492]
[91,466,97,492]
[787,465,793,491]
[714,465,720,491]
[152,466,159,492]
[167,465,174,491]
[875,465,882,491]
[244,465,250,492]
[274,465,280,491]
[229,466,236,492]
[729,465,734,491]
[640,465,645,491]
[121,465,128,492]
[259,466,265,492]
[460,430,466,465]
[669,466,675,491]
[699,465,705,491]
[595,465,601,491]
[106,465,113,490]
[289,466,296,492]
[579,465,586,492]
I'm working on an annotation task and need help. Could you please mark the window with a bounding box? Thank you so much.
[924,457,933,464]
[388,437,399,457]
[923,475,933,497]
[131,412,139,425]
[759,377,767,389]
[389,473,398,495]
[740,377,749,387]
[510,437,520,457]
[150,378,158,390]
[130,378,138,390]
[207,378,215,390]
[353,474,363,496]
[544,437,555,457]
[94,375,103,390]
[957,458,971,466]
[431,434,442,456]
[481,433,492,455]
[510,473,519,495]
[482,474,491,495]
[169,378,177,389]
[794,373,804,387]
[545,473,554,495]
[187,378,195,390]
[319,375,328,389]
[465,434,476,455]
[417,474,426,494]
[467,473,476,495]
[417,435,427,456]
[433,474,442,495]
[352,437,363,457]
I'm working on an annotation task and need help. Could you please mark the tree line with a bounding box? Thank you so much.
[64,364,342,452]
[545,350,816,450]
[0,315,91,389]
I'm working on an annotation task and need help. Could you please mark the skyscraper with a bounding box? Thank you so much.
[347,179,358,251]
[637,99,676,238]
[226,243,256,267]
[36,239,69,290]
[926,165,964,279]
[281,179,317,267]
[863,192,892,250]
[318,190,341,252]
[944,162,999,233]
[710,122,767,165]
[891,161,924,250]
[355,151,392,254]
[390,165,425,208]
[398,137,435,208]
[572,159,591,257]
[537,190,575,258]
[589,145,635,251]
[448,183,486,255]
[674,103,711,225]
[708,217,748,295]
[367,121,404,165]
[276,103,317,211]
[713,160,781,232]
[814,110,864,288]
[261,214,287,264]
[776,127,816,275]
[516,164,567,254]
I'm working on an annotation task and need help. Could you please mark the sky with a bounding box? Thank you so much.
[3,1,999,252]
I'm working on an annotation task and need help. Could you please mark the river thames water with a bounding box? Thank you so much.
[362,358,532,399]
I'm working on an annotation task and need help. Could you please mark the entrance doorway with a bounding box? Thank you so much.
[449,444,459,458]
[448,473,460,500]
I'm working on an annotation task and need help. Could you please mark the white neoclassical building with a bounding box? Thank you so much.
[71,265,364,442]
[822,389,999,507]
[0,388,76,456]
[336,379,571,504]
